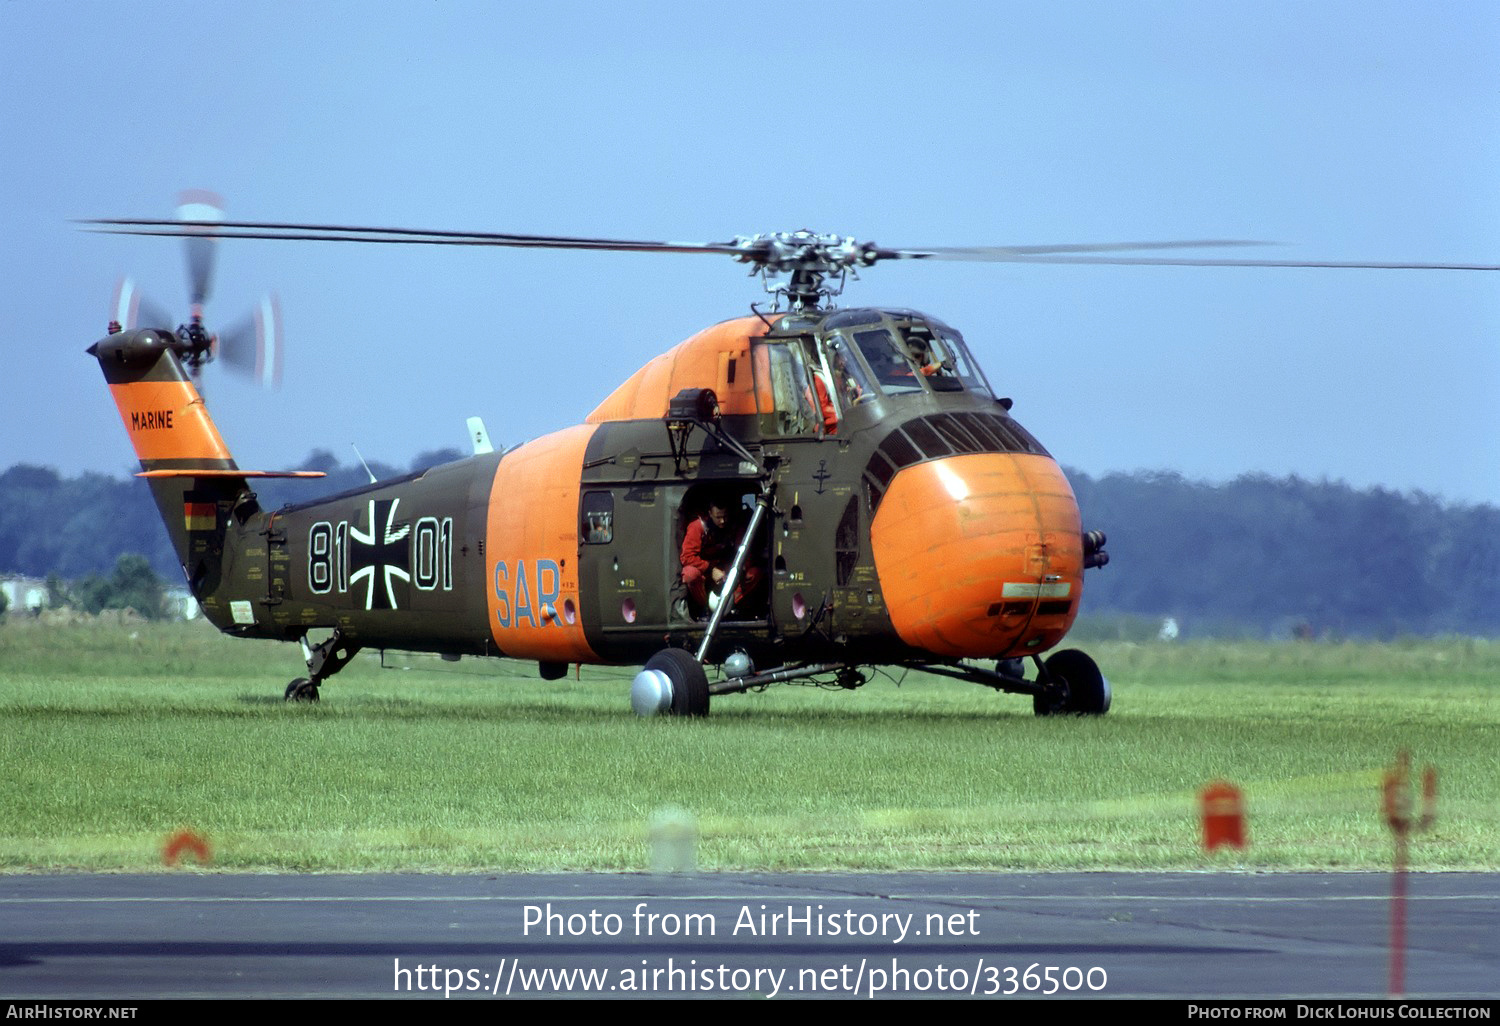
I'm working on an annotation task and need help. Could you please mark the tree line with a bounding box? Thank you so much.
[2,456,1496,636]
[0,450,462,620]
[1069,469,1500,638]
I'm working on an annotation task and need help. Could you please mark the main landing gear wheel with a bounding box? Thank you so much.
[1033,649,1111,717]
[284,677,320,703]
[630,648,710,717]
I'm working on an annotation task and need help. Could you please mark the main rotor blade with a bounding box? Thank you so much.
[979,254,1500,271]
[87,220,1257,260]
[81,218,1498,272]
[884,240,1271,260]
[83,218,746,256]
[878,240,1499,270]
[81,220,1275,265]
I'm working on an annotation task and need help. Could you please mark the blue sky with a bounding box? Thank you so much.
[4,1,1497,503]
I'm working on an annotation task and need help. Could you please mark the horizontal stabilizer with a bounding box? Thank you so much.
[136,469,326,479]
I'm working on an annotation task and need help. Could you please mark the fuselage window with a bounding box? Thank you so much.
[582,491,614,544]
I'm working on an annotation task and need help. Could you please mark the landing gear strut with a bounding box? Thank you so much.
[284,628,362,703]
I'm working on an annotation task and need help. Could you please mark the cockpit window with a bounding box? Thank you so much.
[932,325,994,398]
[825,338,877,411]
[752,340,821,437]
[900,324,964,392]
[853,329,924,395]
[829,318,997,402]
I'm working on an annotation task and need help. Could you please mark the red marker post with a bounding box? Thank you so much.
[1200,780,1247,852]
[1383,750,1436,996]
[163,830,213,868]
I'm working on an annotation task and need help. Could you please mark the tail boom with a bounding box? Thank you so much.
[90,327,319,633]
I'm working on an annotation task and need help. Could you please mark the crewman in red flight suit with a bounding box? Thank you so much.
[679,496,765,618]
[811,372,838,434]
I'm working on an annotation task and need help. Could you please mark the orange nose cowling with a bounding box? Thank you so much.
[869,453,1084,659]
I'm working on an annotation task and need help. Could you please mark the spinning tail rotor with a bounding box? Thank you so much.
[106,191,284,389]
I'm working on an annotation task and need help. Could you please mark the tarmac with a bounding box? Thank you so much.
[2,871,1496,1000]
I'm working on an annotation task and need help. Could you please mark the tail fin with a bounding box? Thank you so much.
[91,328,247,575]
[91,329,236,470]
[89,327,318,600]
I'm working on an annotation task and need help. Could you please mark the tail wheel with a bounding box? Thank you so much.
[1033,649,1111,717]
[630,648,710,717]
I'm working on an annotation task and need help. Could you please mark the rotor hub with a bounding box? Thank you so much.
[729,232,883,309]
[729,231,879,274]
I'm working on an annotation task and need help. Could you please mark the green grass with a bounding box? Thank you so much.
[1,618,1495,872]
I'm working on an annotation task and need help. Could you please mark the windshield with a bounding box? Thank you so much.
[844,321,996,399]
[824,338,878,411]
[899,324,963,393]
[852,328,924,395]
[930,325,994,398]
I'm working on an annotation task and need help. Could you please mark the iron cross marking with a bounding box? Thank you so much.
[349,498,411,610]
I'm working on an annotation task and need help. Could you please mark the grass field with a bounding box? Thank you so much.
[1,617,1495,872]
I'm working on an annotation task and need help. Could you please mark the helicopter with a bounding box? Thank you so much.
[82,213,1498,716]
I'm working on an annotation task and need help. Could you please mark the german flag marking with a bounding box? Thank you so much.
[184,500,217,532]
